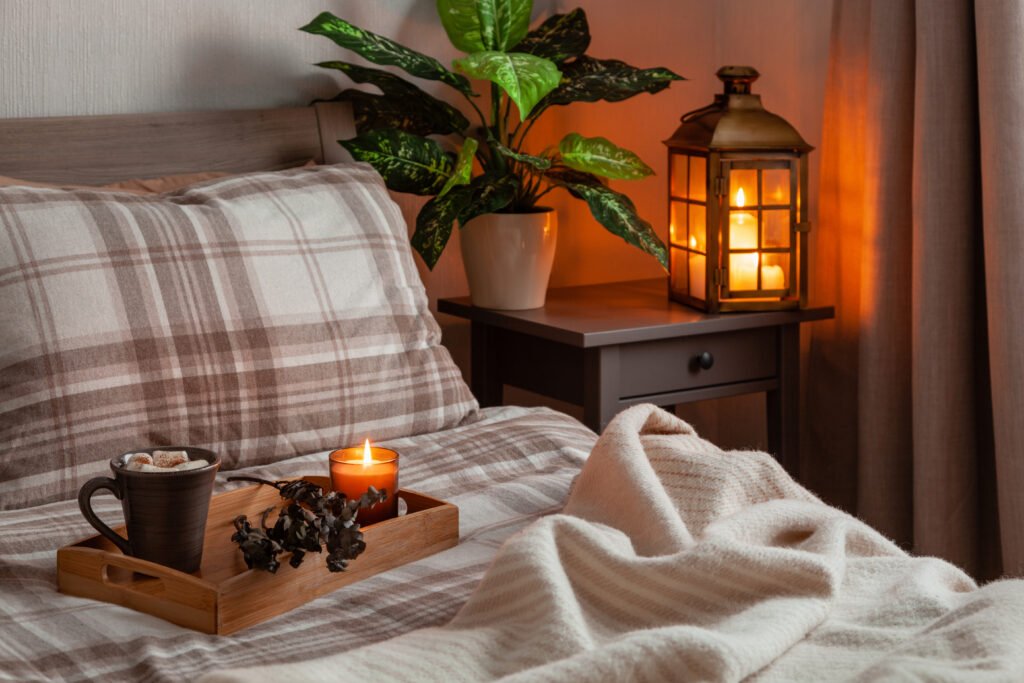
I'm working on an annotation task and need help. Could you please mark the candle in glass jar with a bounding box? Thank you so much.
[329,439,399,525]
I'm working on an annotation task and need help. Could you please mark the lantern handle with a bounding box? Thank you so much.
[717,66,760,95]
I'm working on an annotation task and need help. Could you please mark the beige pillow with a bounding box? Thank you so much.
[0,163,477,509]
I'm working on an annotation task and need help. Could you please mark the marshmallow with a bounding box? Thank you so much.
[174,460,208,471]
[125,453,154,471]
[152,450,189,468]
[123,450,208,472]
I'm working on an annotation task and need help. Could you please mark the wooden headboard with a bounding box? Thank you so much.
[0,102,354,185]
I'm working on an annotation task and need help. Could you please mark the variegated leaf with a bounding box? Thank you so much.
[439,138,479,197]
[547,169,668,269]
[458,173,519,226]
[340,129,453,195]
[301,12,473,96]
[512,8,590,63]
[492,140,552,170]
[540,56,683,108]
[317,61,470,135]
[412,187,473,269]
[453,51,561,120]
[436,0,533,52]
[558,133,654,180]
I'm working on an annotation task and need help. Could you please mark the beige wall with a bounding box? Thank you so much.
[1,0,833,446]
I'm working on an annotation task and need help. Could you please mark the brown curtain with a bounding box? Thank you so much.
[804,0,1024,580]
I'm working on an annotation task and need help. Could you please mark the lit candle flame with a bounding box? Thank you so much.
[689,235,697,248]
[736,187,746,208]
[363,438,373,465]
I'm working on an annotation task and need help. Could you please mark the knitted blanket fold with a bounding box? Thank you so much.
[203,405,1024,682]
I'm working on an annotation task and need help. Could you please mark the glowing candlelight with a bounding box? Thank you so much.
[730,188,758,250]
[762,264,786,290]
[731,252,760,291]
[329,439,400,525]
[730,255,787,292]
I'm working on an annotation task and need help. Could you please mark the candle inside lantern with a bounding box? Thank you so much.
[762,264,786,290]
[730,252,759,290]
[329,439,399,526]
[730,254,788,292]
[730,187,759,250]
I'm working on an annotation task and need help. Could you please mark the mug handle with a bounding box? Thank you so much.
[77,477,132,556]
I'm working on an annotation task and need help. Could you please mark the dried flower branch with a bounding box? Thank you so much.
[228,476,388,573]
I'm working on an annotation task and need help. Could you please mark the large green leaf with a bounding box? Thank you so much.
[410,171,517,269]
[558,133,653,180]
[458,173,519,225]
[412,186,473,269]
[547,169,668,269]
[300,12,473,96]
[511,8,590,63]
[323,90,451,137]
[539,56,683,108]
[340,129,453,195]
[438,138,478,197]
[317,62,469,135]
[437,0,533,53]
[453,52,561,120]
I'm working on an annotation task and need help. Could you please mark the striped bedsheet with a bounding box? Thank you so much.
[0,406,595,683]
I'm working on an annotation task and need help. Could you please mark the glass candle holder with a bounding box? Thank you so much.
[329,443,399,526]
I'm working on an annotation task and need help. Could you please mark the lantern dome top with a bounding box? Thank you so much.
[665,66,812,153]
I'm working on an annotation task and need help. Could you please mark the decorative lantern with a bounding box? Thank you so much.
[664,66,813,312]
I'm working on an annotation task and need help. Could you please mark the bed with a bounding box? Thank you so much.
[2,105,1023,683]
[0,103,596,681]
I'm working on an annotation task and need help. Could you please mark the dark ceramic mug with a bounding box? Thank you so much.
[77,447,220,573]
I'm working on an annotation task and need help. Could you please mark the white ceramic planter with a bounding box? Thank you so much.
[459,209,557,310]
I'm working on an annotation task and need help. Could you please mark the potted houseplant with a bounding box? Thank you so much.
[301,3,681,309]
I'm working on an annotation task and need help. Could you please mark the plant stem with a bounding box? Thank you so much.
[515,114,542,151]
[502,97,514,144]
[227,475,285,490]
[464,96,489,131]
[509,121,523,146]
[490,83,502,141]
[533,184,555,202]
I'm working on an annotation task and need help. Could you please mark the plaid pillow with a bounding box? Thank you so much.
[0,164,477,509]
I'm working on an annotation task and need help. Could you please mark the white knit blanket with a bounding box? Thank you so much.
[204,405,1024,682]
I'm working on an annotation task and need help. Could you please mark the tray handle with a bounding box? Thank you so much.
[97,553,215,605]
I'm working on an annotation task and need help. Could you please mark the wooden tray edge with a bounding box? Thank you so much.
[56,485,460,635]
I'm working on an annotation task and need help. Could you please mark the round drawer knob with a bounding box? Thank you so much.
[697,351,715,370]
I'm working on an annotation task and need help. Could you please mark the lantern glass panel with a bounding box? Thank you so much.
[729,169,758,207]
[670,154,688,198]
[688,204,706,252]
[728,252,760,292]
[763,169,790,205]
[688,156,707,202]
[688,252,706,299]
[762,209,790,248]
[671,247,688,296]
[762,252,790,290]
[729,209,759,250]
[670,200,687,246]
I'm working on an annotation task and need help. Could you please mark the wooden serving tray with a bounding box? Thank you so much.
[56,477,459,635]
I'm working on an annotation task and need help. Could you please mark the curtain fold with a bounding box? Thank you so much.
[806,0,1021,579]
[976,0,1024,577]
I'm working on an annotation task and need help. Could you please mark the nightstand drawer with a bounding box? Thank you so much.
[617,328,777,397]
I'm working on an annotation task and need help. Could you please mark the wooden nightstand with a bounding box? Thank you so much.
[438,278,834,473]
